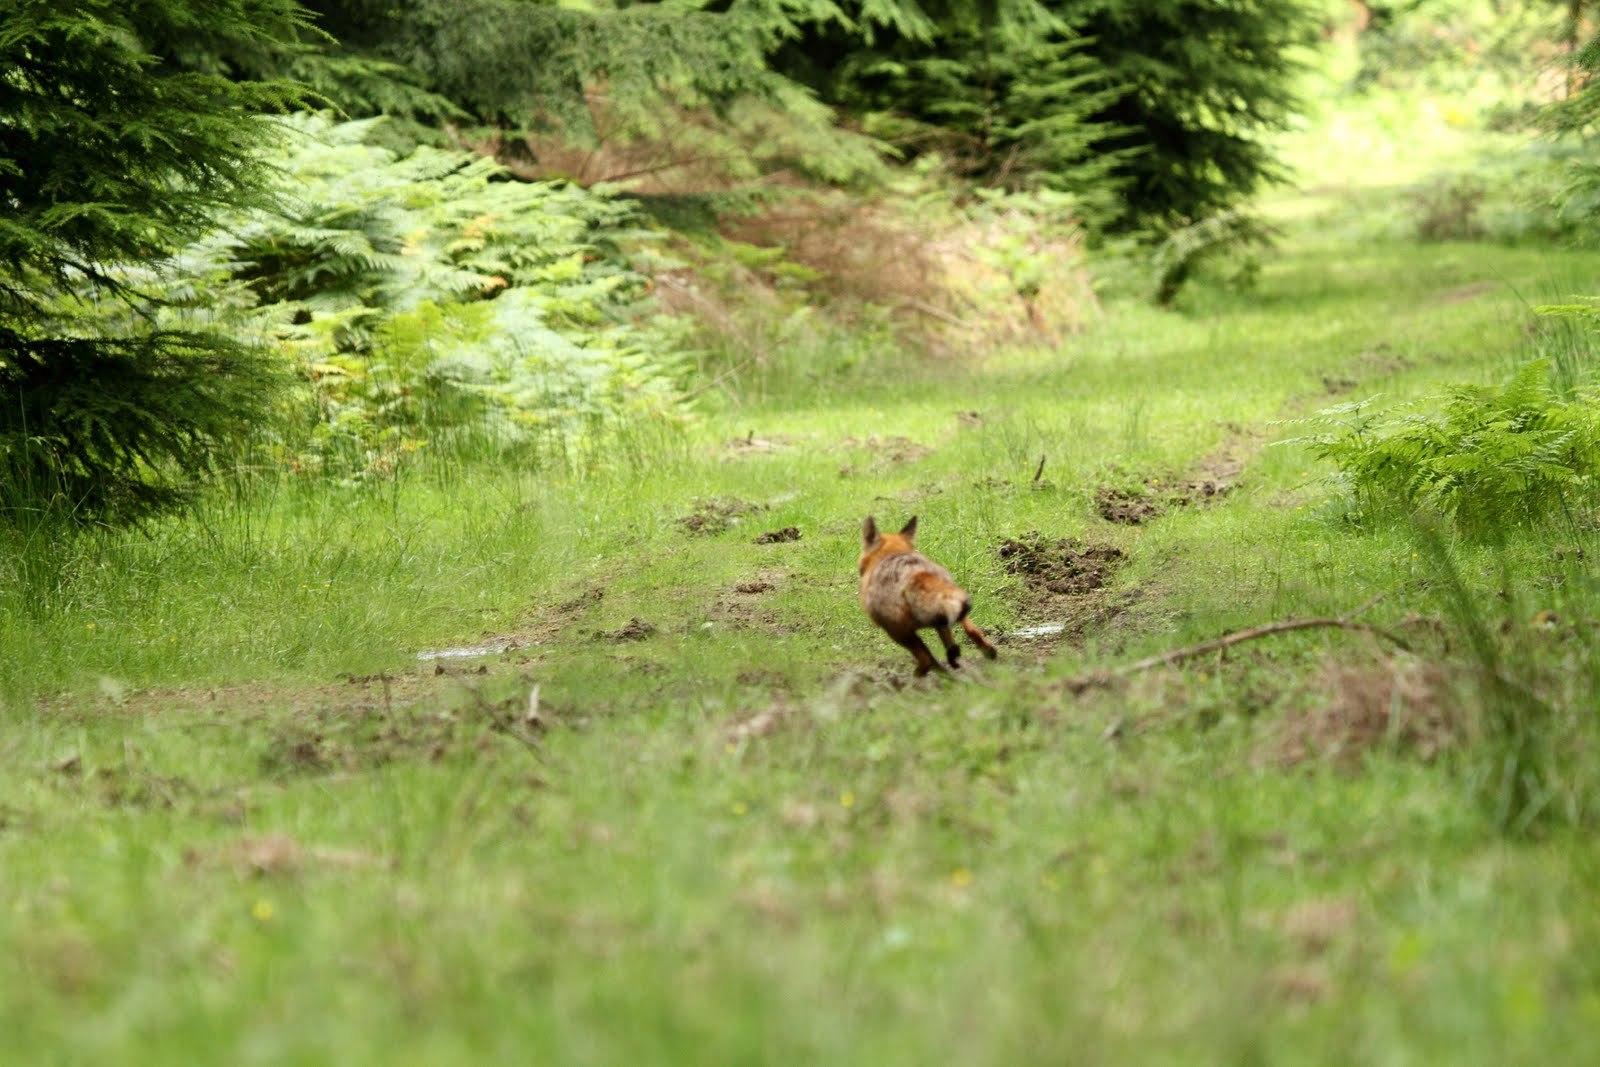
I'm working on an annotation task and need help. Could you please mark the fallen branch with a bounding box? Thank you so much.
[1061,616,1411,694]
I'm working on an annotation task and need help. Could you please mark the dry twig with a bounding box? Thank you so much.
[1061,610,1411,695]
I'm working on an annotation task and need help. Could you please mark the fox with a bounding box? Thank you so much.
[859,515,999,676]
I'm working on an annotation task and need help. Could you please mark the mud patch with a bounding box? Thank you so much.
[1259,658,1459,771]
[1095,476,1233,525]
[677,498,765,537]
[734,581,775,594]
[595,618,657,642]
[1095,487,1163,525]
[996,534,1138,651]
[753,526,801,544]
[998,534,1125,596]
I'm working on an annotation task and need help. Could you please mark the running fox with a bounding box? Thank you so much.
[859,515,998,676]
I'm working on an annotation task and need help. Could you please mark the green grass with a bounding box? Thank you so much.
[5,227,1600,1063]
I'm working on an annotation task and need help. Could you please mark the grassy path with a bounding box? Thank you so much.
[5,234,1600,1063]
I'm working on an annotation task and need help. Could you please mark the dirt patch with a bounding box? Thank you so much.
[677,498,765,537]
[1276,896,1359,953]
[734,581,775,594]
[753,526,801,544]
[723,701,800,744]
[1438,280,1498,305]
[1354,344,1414,378]
[595,618,657,642]
[1095,487,1163,525]
[1259,658,1460,771]
[187,833,379,878]
[842,435,933,465]
[719,432,795,457]
[995,534,1138,652]
[998,534,1125,595]
[1095,476,1233,526]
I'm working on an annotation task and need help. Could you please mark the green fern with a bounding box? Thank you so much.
[50,114,691,481]
[1280,360,1600,533]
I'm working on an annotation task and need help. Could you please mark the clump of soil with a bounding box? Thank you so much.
[677,498,764,537]
[1095,487,1162,525]
[1095,477,1233,525]
[1261,658,1459,771]
[998,534,1125,595]
[753,526,801,544]
[734,581,775,594]
[595,617,657,641]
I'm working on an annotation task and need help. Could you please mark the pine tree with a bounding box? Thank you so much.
[1064,0,1320,231]
[0,0,311,523]
[774,0,1320,232]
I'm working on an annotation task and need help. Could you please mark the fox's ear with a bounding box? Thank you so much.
[899,515,918,540]
[862,516,878,547]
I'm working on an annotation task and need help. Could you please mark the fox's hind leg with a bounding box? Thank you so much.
[962,617,999,660]
[935,624,962,669]
[891,631,943,677]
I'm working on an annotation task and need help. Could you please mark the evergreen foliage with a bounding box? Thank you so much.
[778,0,1320,231]
[282,0,811,138]
[1,0,311,523]
[794,18,1127,212]
[1063,0,1320,231]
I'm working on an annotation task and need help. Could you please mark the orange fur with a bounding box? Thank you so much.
[859,515,998,676]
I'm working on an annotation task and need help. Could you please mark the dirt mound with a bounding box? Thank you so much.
[998,534,1124,595]
[1095,488,1162,525]
[842,435,933,465]
[595,618,657,642]
[753,526,801,544]
[734,581,774,593]
[677,498,764,537]
[1095,477,1232,526]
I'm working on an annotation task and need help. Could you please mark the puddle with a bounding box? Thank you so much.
[416,641,515,662]
[1010,623,1067,639]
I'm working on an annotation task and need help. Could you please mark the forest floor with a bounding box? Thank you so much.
[6,186,1600,1063]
